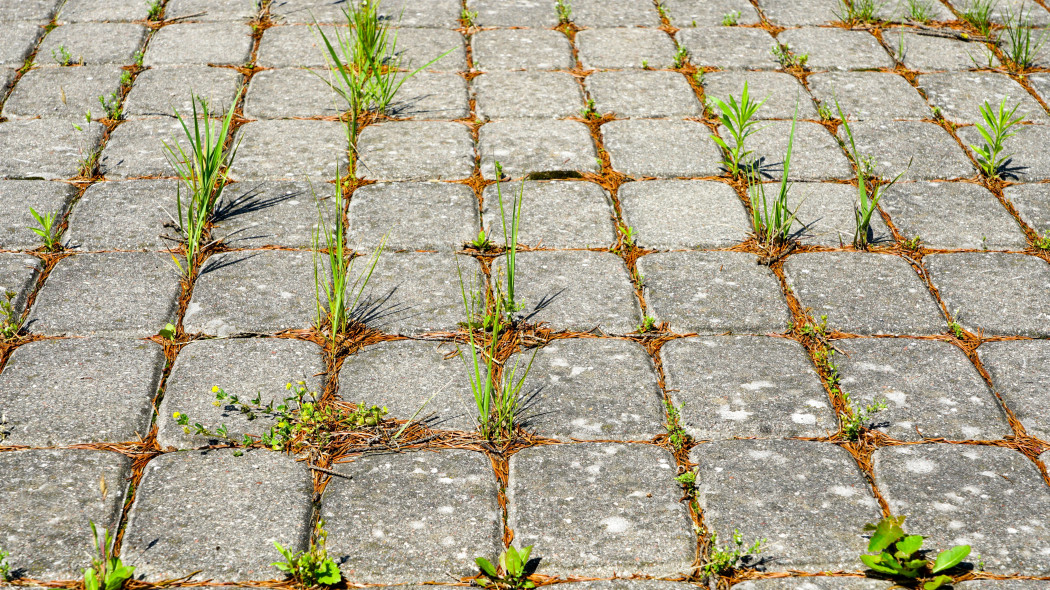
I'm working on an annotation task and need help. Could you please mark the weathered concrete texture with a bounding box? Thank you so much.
[837,121,974,181]
[880,181,1027,250]
[977,340,1050,441]
[0,254,39,314]
[124,65,243,118]
[569,0,661,27]
[212,180,328,249]
[557,582,698,590]
[508,443,694,577]
[359,121,474,181]
[925,253,1050,337]
[391,28,466,72]
[959,124,1050,182]
[957,581,1050,590]
[874,444,1050,575]
[702,71,817,120]
[3,65,124,120]
[325,450,501,583]
[835,338,1011,441]
[893,32,999,71]
[663,0,761,26]
[603,119,723,178]
[38,23,146,65]
[267,0,358,23]
[918,72,1050,125]
[0,180,75,250]
[1004,183,1050,236]
[65,179,179,250]
[662,336,835,439]
[618,179,749,249]
[466,0,558,27]
[377,0,463,28]
[242,68,341,119]
[0,450,130,579]
[733,578,892,589]
[972,0,1050,26]
[349,181,479,251]
[99,117,196,178]
[759,0,843,25]
[361,252,482,334]
[144,23,254,66]
[0,338,163,446]
[784,252,945,336]
[776,28,895,71]
[1028,74,1050,105]
[0,119,104,180]
[256,24,339,68]
[508,338,665,440]
[475,71,583,119]
[693,440,881,571]
[29,252,180,337]
[0,0,59,22]
[638,251,790,334]
[876,0,954,21]
[157,338,324,449]
[576,28,678,70]
[229,120,348,180]
[0,22,43,66]
[723,120,853,181]
[165,0,258,21]
[788,182,892,247]
[57,0,150,23]
[807,72,932,120]
[122,449,314,581]
[493,250,640,334]
[472,29,574,71]
[480,180,616,249]
[184,250,316,336]
[677,27,780,70]
[391,72,470,119]
[480,119,599,180]
[586,70,701,119]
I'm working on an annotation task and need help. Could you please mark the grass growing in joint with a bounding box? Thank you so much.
[1000,6,1050,70]
[709,82,766,177]
[962,0,997,37]
[970,98,1023,179]
[903,0,937,23]
[748,103,802,249]
[835,0,884,25]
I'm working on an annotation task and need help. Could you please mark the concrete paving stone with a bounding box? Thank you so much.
[359,120,474,181]
[676,27,781,70]
[338,339,478,431]
[242,67,340,119]
[229,119,348,180]
[165,0,258,21]
[925,252,1050,337]
[37,23,146,66]
[835,338,1011,441]
[472,29,574,71]
[466,0,558,27]
[560,583,699,590]
[759,0,844,25]
[0,254,41,314]
[378,0,463,28]
[892,31,999,71]
[184,250,315,336]
[0,119,104,179]
[663,0,761,26]
[618,179,749,249]
[0,338,163,446]
[874,444,1050,575]
[638,251,790,334]
[124,66,243,118]
[776,28,895,71]
[0,450,130,579]
[479,119,598,180]
[692,440,881,571]
[577,28,679,70]
[702,71,817,120]
[212,180,330,248]
[157,338,324,448]
[602,119,723,178]
[733,578,892,589]
[100,117,195,178]
[807,72,932,120]
[268,0,353,23]
[29,252,180,337]
[570,0,661,27]
[957,582,1050,590]
[361,252,482,334]
[879,181,1027,250]
[475,71,583,119]
[325,450,501,583]
[978,340,1050,447]
[1004,182,1050,236]
[0,0,60,22]
[481,179,616,248]
[392,28,465,72]
[722,120,854,181]
[1028,73,1050,105]
[586,70,701,119]
[493,250,640,334]
[0,66,13,93]
[348,181,479,251]
[390,72,470,119]
[663,336,835,439]
[787,182,893,247]
[0,180,75,250]
[507,338,664,440]
[508,443,694,577]
[3,65,124,120]
[256,24,341,68]
[785,252,945,335]
[839,121,975,181]
[64,179,179,250]
[144,23,254,66]
[959,124,1050,182]
[56,0,151,22]
[919,72,1050,125]
[122,448,313,581]
[0,22,44,66]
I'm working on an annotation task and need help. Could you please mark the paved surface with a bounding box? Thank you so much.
[1,0,1050,588]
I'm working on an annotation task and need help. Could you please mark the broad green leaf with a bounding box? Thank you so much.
[316,559,342,585]
[860,553,898,575]
[85,568,100,590]
[924,574,954,590]
[932,545,970,573]
[868,517,906,553]
[518,545,533,566]
[895,534,924,557]
[476,557,497,578]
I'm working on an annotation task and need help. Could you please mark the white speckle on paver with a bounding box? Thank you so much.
[934,502,957,512]
[720,408,752,421]
[600,516,630,533]
[791,413,817,425]
[586,464,601,475]
[949,520,965,529]
[437,505,454,514]
[905,458,936,473]
[740,380,774,390]
[885,390,907,405]
[829,485,855,497]
[569,366,589,377]
[410,520,425,530]
[749,450,773,460]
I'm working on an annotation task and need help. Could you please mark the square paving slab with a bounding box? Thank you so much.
[602,119,723,178]
[348,181,479,251]
[479,119,599,180]
[359,121,474,181]
[979,339,1050,441]
[471,29,574,71]
[618,179,749,249]
[64,179,179,250]
[0,180,75,250]
[480,179,616,249]
[0,254,40,314]
[212,180,329,249]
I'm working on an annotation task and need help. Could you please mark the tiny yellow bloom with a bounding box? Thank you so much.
[212,385,220,393]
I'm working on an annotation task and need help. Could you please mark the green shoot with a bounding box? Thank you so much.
[28,207,61,251]
[580,98,599,119]
[637,315,657,333]
[494,162,525,314]
[471,228,494,251]
[749,103,802,249]
[840,389,888,441]
[861,515,970,589]
[703,529,765,577]
[835,0,883,25]
[962,0,997,37]
[146,0,163,21]
[476,546,535,589]
[663,399,690,451]
[709,81,767,177]
[771,42,808,68]
[158,322,177,341]
[970,98,1023,179]
[1000,6,1050,70]
[902,0,937,22]
[0,291,23,341]
[272,519,341,587]
[722,11,740,25]
[556,0,572,24]
[84,522,135,590]
[98,92,121,120]
[461,8,478,26]
[52,45,80,66]
[1034,231,1050,250]
[673,46,689,68]
[0,547,10,582]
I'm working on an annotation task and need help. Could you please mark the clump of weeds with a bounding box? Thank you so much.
[970,98,1023,180]
[860,515,970,589]
[1000,6,1050,71]
[703,529,765,579]
[749,103,804,251]
[476,545,536,589]
[28,207,61,251]
[771,42,808,68]
[840,389,888,441]
[835,0,884,26]
[272,519,341,587]
[83,522,135,590]
[0,291,25,341]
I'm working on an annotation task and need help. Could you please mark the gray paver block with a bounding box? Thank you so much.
[702,71,817,119]
[0,119,103,179]
[0,254,40,314]
[122,449,313,581]
[243,68,342,119]
[348,181,479,251]
[663,0,761,26]
[1005,182,1050,236]
[184,250,315,336]
[0,450,130,579]
[508,338,664,440]
[693,440,881,571]
[874,444,1050,575]
[475,71,583,119]
[480,180,615,249]
[213,180,328,249]
[639,251,790,334]
[123,66,243,118]
[0,180,75,250]
[29,252,180,337]
[338,339,478,432]
[391,72,470,120]
[957,582,1050,590]
[835,338,1011,441]
[466,0,558,27]
[959,125,1050,182]
[37,23,146,65]
[165,0,258,21]
[359,121,474,181]
[0,22,43,66]
[494,250,640,334]
[784,252,945,335]
[880,181,1026,250]
[3,65,124,120]
[587,70,701,119]
[144,23,254,66]
[157,338,324,448]
[0,338,163,446]
[392,28,465,72]
[1028,73,1050,106]
[603,119,723,178]
[925,253,1050,337]
[577,28,678,70]
[229,120,348,181]
[479,119,598,180]
[100,117,194,178]
[677,27,780,70]
[733,578,892,589]
[0,0,59,22]
[807,72,932,120]
[776,28,895,71]
[325,450,501,583]
[841,121,974,181]
[663,336,834,439]
[472,29,574,71]
[894,32,999,71]
[65,179,179,250]
[379,0,462,28]
[558,583,697,590]
[56,0,150,22]
[919,72,1050,125]
[618,179,749,249]
[788,182,892,247]
[256,24,338,68]
[569,0,661,26]
[363,252,482,335]
[0,66,13,93]
[508,443,694,577]
[724,120,853,181]
[760,0,843,25]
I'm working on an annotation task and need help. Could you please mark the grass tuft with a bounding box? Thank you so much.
[970,98,1023,179]
[1000,6,1050,70]
[709,81,766,178]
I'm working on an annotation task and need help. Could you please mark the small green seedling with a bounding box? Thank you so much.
[722,10,740,25]
[28,207,60,251]
[709,81,767,177]
[580,98,599,119]
[664,399,690,451]
[146,0,163,21]
[970,98,1023,179]
[0,291,21,341]
[476,546,535,589]
[158,322,177,341]
[471,228,493,251]
[673,46,689,68]
[0,546,11,581]
[835,0,883,25]
[637,315,657,333]
[642,59,651,69]
[861,515,970,590]
[949,320,966,339]
[1035,231,1050,250]
[1001,6,1050,70]
[52,45,80,66]
[84,522,135,590]
[461,8,478,26]
[273,519,342,587]
[841,389,887,441]
[962,0,997,37]
[903,0,937,22]
[555,0,571,24]
[749,103,803,249]
[703,529,765,577]
[675,468,697,487]
[771,42,808,68]
[98,92,121,120]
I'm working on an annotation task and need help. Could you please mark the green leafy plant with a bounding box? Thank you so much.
[722,10,741,25]
[0,546,11,581]
[835,0,883,25]
[949,319,966,339]
[120,70,133,87]
[471,228,494,251]
[1000,6,1050,70]
[28,207,61,251]
[902,0,937,22]
[749,104,803,249]
[675,468,697,487]
[98,92,121,120]
[0,291,23,341]
[663,399,690,451]
[771,42,808,68]
[158,322,177,341]
[1034,231,1050,250]
[703,529,765,577]
[841,389,888,440]
[84,522,135,590]
[461,8,478,26]
[673,46,689,68]
[555,0,571,24]
[273,519,341,587]
[52,45,80,66]
[476,546,535,589]
[637,315,657,333]
[642,59,651,69]
[962,0,997,37]
[580,98,599,119]
[861,516,970,589]
[709,82,767,177]
[970,98,1023,179]
[146,0,163,21]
